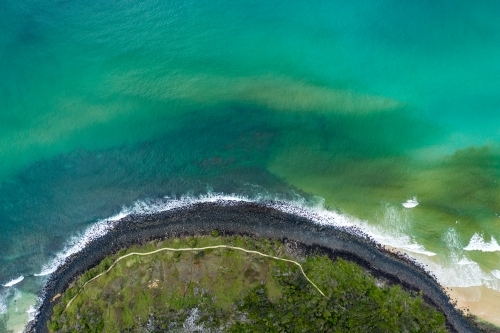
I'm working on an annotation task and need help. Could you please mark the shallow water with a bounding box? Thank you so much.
[0,0,499,329]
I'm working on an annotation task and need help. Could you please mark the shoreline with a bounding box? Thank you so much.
[28,201,478,333]
[446,286,500,328]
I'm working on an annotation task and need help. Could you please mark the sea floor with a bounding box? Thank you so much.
[5,290,37,333]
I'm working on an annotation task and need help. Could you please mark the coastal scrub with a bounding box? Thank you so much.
[48,235,447,332]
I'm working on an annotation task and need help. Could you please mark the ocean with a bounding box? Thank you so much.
[1,0,499,329]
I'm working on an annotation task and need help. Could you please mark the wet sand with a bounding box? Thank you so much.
[447,286,500,328]
[27,201,479,333]
[384,245,500,330]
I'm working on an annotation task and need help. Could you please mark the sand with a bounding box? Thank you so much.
[446,286,500,328]
[384,244,500,329]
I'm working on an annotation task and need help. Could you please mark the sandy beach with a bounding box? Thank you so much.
[447,286,500,328]
[384,245,500,329]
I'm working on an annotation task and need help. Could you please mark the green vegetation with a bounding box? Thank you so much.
[48,235,448,332]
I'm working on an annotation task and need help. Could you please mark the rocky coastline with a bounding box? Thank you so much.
[28,201,478,333]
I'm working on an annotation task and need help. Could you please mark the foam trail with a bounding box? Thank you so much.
[273,201,436,256]
[402,197,419,209]
[2,276,24,287]
[464,233,500,252]
[0,297,6,315]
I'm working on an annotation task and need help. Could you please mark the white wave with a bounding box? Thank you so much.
[34,219,118,276]
[402,197,419,208]
[34,192,439,281]
[28,191,500,333]
[464,233,500,252]
[372,233,436,256]
[369,205,435,256]
[2,276,24,288]
[426,258,489,289]
[262,198,436,256]
[26,305,37,322]
[35,207,137,276]
[422,229,500,291]
[33,193,252,277]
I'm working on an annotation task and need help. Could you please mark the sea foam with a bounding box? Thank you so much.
[35,193,437,281]
[424,229,500,291]
[0,287,14,315]
[26,192,500,333]
[271,200,436,256]
[34,217,122,277]
[402,197,419,209]
[34,192,497,302]
[27,305,37,322]
[464,233,500,252]
[2,276,24,288]
[33,194,251,277]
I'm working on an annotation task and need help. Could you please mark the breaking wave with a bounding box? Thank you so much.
[424,229,500,291]
[464,233,500,252]
[33,192,498,297]
[20,191,500,333]
[34,212,130,277]
[34,193,436,280]
[1,275,24,288]
[402,197,419,209]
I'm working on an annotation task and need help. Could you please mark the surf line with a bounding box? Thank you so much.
[2,275,24,288]
[63,244,327,311]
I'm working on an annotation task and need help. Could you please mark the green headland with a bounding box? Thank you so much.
[48,234,450,333]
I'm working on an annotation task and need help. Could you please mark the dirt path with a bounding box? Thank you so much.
[64,244,327,311]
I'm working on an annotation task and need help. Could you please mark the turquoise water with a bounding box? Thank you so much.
[1,0,499,328]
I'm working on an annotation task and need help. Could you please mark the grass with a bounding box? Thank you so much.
[48,234,448,332]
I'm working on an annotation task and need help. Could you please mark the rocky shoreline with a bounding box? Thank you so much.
[28,201,478,333]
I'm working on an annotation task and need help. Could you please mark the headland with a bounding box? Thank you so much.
[28,201,482,332]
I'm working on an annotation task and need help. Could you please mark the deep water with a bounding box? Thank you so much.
[0,0,499,329]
